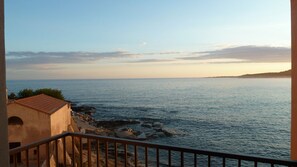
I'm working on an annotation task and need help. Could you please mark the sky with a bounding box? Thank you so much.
[5,0,291,80]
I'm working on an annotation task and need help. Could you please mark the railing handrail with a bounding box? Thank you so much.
[9,132,297,166]
[70,132,297,166]
[9,132,69,154]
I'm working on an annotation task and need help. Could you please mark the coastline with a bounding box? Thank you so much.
[211,69,291,78]
[71,104,180,141]
[69,104,183,166]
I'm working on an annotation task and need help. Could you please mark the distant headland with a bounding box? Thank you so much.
[215,69,291,78]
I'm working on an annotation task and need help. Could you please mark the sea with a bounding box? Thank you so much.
[7,78,291,161]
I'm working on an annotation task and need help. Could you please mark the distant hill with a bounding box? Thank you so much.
[239,70,291,78]
[214,70,291,78]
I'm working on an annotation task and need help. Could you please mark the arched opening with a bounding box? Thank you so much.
[8,116,23,126]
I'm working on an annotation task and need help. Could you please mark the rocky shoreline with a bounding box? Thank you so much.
[71,103,184,141]
[40,102,186,166]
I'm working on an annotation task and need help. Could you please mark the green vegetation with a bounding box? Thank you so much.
[7,92,17,100]
[34,88,64,100]
[10,88,65,100]
[18,89,34,98]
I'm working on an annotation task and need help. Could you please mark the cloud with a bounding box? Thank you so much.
[128,46,291,64]
[128,59,176,63]
[142,51,184,56]
[6,45,291,70]
[140,42,147,46]
[6,51,140,68]
[180,46,291,63]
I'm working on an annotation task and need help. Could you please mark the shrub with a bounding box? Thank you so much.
[8,92,17,100]
[34,88,64,100]
[16,88,65,100]
[18,89,34,99]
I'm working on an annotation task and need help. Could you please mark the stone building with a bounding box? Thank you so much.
[7,94,72,163]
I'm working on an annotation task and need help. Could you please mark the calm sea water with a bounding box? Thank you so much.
[7,78,291,160]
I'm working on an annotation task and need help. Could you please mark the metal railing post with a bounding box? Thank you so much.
[8,133,297,167]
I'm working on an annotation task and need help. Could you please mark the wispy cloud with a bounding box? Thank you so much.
[140,42,147,46]
[128,59,176,63]
[142,51,184,56]
[180,46,291,63]
[6,51,140,68]
[6,45,291,70]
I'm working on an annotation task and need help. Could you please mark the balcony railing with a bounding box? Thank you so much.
[9,132,297,167]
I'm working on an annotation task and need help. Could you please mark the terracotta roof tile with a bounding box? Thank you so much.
[15,94,68,114]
